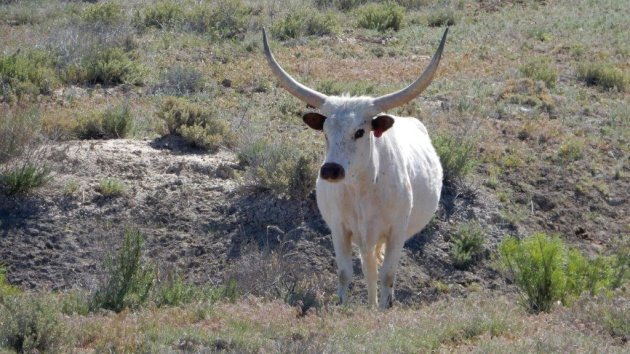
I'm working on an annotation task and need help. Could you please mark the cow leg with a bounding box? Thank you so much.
[360,246,379,307]
[332,227,353,304]
[379,236,405,309]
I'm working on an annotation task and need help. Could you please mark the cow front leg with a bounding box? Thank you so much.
[360,246,379,307]
[379,237,405,309]
[331,227,353,305]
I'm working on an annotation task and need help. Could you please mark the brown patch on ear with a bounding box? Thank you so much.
[372,114,394,138]
[302,112,327,130]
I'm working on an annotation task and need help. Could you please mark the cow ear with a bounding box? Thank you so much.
[303,112,327,130]
[371,114,394,138]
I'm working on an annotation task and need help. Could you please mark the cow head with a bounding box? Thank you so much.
[262,28,448,183]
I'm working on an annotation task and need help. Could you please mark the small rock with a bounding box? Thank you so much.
[221,78,232,88]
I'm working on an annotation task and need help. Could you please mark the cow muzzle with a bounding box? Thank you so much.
[320,162,345,182]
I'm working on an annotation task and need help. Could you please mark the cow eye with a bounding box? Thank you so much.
[354,129,365,139]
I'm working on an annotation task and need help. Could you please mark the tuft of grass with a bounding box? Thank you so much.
[158,96,235,152]
[577,63,629,92]
[91,228,154,313]
[557,138,585,163]
[0,293,64,353]
[356,3,405,32]
[1,163,51,196]
[101,103,133,139]
[520,57,558,89]
[97,178,126,197]
[0,266,20,301]
[288,155,318,200]
[155,65,205,95]
[271,8,338,40]
[432,132,478,186]
[450,221,486,270]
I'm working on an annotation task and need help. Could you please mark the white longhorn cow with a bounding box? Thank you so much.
[262,28,448,308]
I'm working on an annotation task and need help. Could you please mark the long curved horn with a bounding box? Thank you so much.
[373,28,448,112]
[262,28,327,108]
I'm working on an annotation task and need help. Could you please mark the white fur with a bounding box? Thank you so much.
[316,96,442,308]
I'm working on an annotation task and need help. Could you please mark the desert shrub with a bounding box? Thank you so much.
[427,8,457,27]
[557,138,584,163]
[81,1,124,25]
[499,78,555,111]
[570,293,630,340]
[186,0,253,39]
[238,138,318,198]
[577,63,629,92]
[97,178,126,197]
[0,267,19,302]
[0,294,64,353]
[314,0,367,10]
[520,57,557,89]
[1,163,51,196]
[271,8,338,40]
[498,233,628,313]
[91,228,154,312]
[156,65,205,95]
[0,50,59,99]
[432,132,477,185]
[450,222,485,269]
[498,233,566,313]
[134,0,184,29]
[75,103,133,139]
[0,107,41,164]
[65,47,143,86]
[158,96,235,152]
[356,3,405,32]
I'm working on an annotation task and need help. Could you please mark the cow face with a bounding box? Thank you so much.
[303,103,394,183]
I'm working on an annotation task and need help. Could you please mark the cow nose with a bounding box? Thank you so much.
[320,163,345,181]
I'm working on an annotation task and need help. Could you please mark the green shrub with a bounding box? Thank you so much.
[356,3,405,32]
[314,0,367,11]
[498,233,567,313]
[186,0,253,39]
[65,47,143,85]
[432,132,477,185]
[1,163,51,196]
[498,233,628,313]
[91,228,154,312]
[158,97,235,152]
[134,0,184,29]
[81,1,124,25]
[271,8,338,40]
[450,222,485,269]
[0,50,59,98]
[75,104,133,139]
[577,63,629,92]
[427,9,457,27]
[0,294,64,353]
[238,138,317,198]
[102,103,133,138]
[520,57,557,89]
[97,178,126,197]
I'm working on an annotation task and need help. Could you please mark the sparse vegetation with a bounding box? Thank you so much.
[158,96,235,152]
[97,178,126,197]
[356,3,404,32]
[427,8,457,27]
[432,132,478,186]
[90,228,154,312]
[271,8,338,40]
[0,50,58,99]
[577,62,629,92]
[0,107,40,164]
[450,221,486,269]
[520,57,557,89]
[64,47,144,86]
[1,163,51,196]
